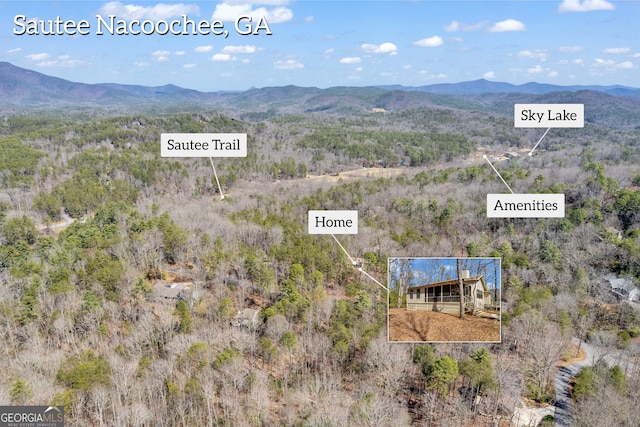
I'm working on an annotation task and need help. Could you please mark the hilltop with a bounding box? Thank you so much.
[3,61,640,129]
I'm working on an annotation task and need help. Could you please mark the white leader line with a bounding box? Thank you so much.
[331,234,356,265]
[331,234,388,291]
[528,127,551,156]
[209,157,225,200]
[359,269,388,292]
[483,155,514,194]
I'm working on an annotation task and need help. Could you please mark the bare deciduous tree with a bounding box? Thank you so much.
[457,258,465,319]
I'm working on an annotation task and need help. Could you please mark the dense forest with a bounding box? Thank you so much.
[0,94,639,426]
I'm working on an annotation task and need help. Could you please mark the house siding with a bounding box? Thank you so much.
[407,276,486,313]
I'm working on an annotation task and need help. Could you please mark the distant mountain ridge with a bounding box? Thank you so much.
[1,62,640,130]
[378,79,640,98]
[3,61,640,103]
[0,61,228,104]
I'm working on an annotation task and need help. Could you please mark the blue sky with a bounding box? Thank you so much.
[1,1,638,91]
[389,257,501,290]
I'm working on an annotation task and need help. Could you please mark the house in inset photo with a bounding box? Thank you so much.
[388,257,501,343]
[406,269,490,315]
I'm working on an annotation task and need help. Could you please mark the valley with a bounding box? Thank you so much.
[0,63,639,426]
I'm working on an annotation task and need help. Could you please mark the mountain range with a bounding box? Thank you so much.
[378,79,640,98]
[0,61,228,105]
[2,61,640,130]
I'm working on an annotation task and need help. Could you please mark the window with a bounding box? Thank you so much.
[476,290,483,300]
[410,290,413,299]
[417,289,420,299]
[443,284,451,296]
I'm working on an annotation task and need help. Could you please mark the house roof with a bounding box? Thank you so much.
[408,275,487,292]
[153,281,193,299]
[604,273,639,301]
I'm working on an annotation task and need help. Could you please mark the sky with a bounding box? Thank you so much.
[1,0,638,91]
[389,257,501,291]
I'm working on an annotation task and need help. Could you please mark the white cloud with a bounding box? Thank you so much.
[212,53,234,61]
[558,0,615,12]
[305,15,314,23]
[34,55,86,68]
[222,45,260,54]
[152,50,171,61]
[274,59,303,70]
[324,48,335,55]
[483,71,495,79]
[527,65,547,74]
[183,63,197,69]
[98,1,200,20]
[443,20,485,32]
[195,45,213,53]
[339,57,361,64]
[362,42,398,55]
[223,0,290,5]
[589,58,634,73]
[413,36,444,47]
[518,49,549,61]
[26,53,50,61]
[594,58,615,66]
[212,3,292,23]
[616,61,634,69]
[261,7,292,23]
[213,4,248,21]
[355,66,363,72]
[444,21,460,32]
[489,19,526,32]
[558,46,583,53]
[603,47,631,54]
[174,51,186,56]
[548,70,558,77]
[35,61,61,67]
[573,59,585,65]
[418,71,448,79]
[6,48,21,55]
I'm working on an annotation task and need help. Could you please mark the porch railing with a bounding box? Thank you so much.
[426,296,461,303]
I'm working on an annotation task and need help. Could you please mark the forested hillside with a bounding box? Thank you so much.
[1,92,639,426]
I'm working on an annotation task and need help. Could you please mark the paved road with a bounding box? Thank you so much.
[553,339,595,427]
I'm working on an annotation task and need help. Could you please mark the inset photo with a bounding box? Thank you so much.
[388,257,501,343]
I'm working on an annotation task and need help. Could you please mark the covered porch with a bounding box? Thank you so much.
[407,278,485,314]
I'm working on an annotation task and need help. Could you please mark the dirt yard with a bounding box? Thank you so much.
[388,308,501,342]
